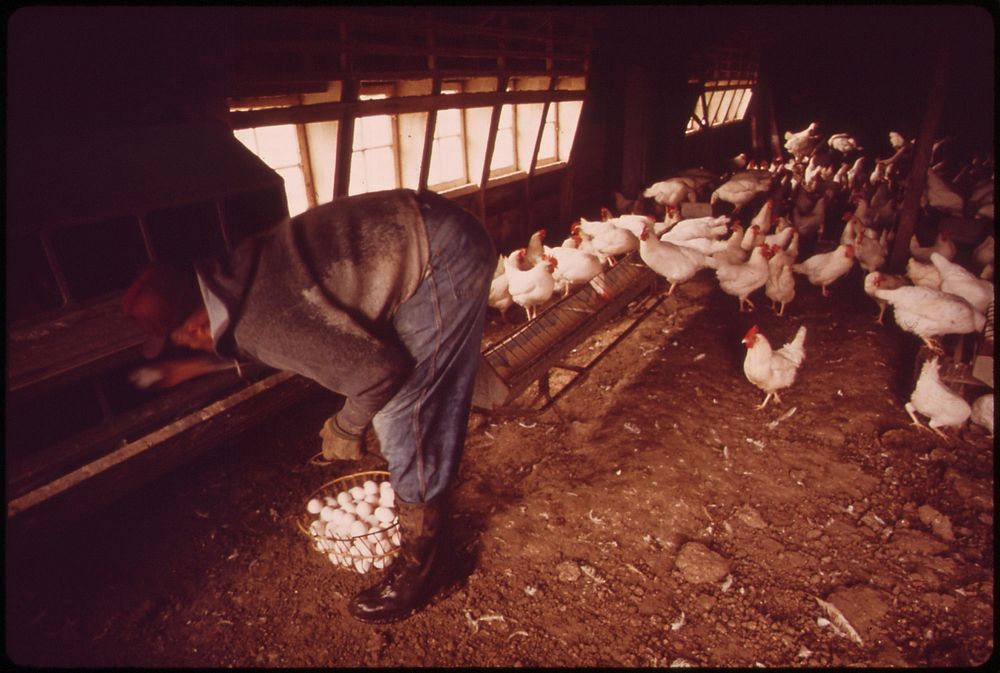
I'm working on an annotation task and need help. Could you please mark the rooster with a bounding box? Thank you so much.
[792,243,856,297]
[930,252,994,314]
[638,224,709,296]
[712,243,771,312]
[904,356,972,438]
[504,248,557,320]
[873,285,987,353]
[863,271,909,324]
[741,324,808,410]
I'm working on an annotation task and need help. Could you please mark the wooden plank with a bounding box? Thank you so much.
[6,295,146,397]
[229,89,585,129]
[6,371,317,530]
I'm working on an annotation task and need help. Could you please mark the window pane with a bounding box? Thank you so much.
[254,125,301,167]
[363,115,393,148]
[492,132,514,169]
[498,104,514,129]
[276,165,309,217]
[349,150,368,195]
[736,89,753,120]
[430,135,465,185]
[539,122,556,160]
[715,89,736,124]
[353,120,365,147]
[705,91,723,126]
[436,108,462,137]
[365,147,396,192]
[234,128,257,152]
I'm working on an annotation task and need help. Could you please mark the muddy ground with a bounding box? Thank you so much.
[5,260,995,668]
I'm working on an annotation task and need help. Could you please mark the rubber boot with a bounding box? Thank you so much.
[348,497,446,624]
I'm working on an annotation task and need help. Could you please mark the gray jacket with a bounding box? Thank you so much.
[195,189,430,433]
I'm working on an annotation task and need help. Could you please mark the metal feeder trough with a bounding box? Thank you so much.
[472,251,660,412]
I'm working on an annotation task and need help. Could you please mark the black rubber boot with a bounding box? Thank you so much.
[348,497,446,624]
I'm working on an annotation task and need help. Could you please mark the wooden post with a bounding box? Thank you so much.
[887,41,953,273]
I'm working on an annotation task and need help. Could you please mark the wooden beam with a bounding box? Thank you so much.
[887,42,953,274]
[229,89,586,129]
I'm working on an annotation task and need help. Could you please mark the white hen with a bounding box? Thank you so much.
[488,254,514,321]
[873,285,986,352]
[929,252,994,314]
[660,215,731,243]
[792,243,856,297]
[906,257,943,290]
[638,224,709,296]
[713,243,772,312]
[741,324,808,409]
[910,232,957,263]
[784,122,821,161]
[970,393,994,435]
[504,249,557,320]
[904,356,972,438]
[863,271,909,324]
[765,254,796,316]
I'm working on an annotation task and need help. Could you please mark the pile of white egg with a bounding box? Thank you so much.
[306,479,401,574]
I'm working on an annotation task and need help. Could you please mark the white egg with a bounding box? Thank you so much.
[378,491,395,508]
[328,552,341,566]
[364,493,380,505]
[390,530,402,547]
[324,521,339,539]
[373,556,386,570]
[336,491,353,508]
[306,498,324,514]
[354,538,374,558]
[349,519,368,538]
[349,486,366,502]
[374,506,396,525]
[320,506,338,522]
[318,537,337,552]
[355,501,374,518]
[363,480,379,496]
[324,496,338,507]
[333,539,352,554]
[309,520,326,537]
[379,480,393,493]
[354,557,373,574]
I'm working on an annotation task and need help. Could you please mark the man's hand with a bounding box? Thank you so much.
[129,356,237,389]
[319,415,364,461]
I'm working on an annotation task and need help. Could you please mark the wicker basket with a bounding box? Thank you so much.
[298,470,401,574]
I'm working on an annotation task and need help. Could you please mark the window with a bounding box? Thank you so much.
[490,104,517,178]
[536,104,558,167]
[349,88,400,195]
[428,83,469,191]
[234,125,312,217]
[685,81,754,135]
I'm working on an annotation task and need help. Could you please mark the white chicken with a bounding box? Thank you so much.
[970,393,994,435]
[923,169,965,217]
[827,132,863,155]
[523,228,548,265]
[579,222,640,266]
[784,122,821,161]
[765,252,796,316]
[702,224,749,266]
[873,285,987,352]
[972,234,994,271]
[906,257,942,290]
[904,356,972,438]
[488,254,514,321]
[909,232,957,263]
[713,243,772,312]
[929,252,994,314]
[791,243,856,297]
[643,178,698,212]
[855,225,890,273]
[660,215,730,243]
[548,242,607,299]
[749,198,776,235]
[710,176,769,214]
[504,248,557,320]
[740,224,764,252]
[863,271,909,324]
[741,324,808,409]
[638,224,709,296]
[763,222,795,250]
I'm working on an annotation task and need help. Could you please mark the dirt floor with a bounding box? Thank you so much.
[5,260,995,668]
